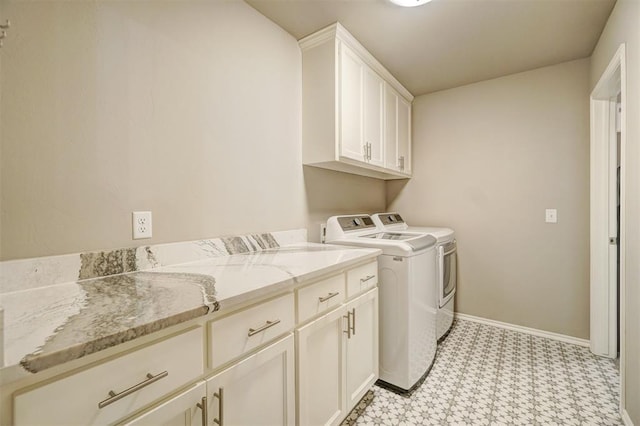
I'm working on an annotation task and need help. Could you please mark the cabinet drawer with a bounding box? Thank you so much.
[209,293,294,370]
[14,327,204,426]
[297,274,346,323]
[346,261,378,298]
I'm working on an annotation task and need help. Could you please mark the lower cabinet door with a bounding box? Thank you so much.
[206,334,295,426]
[345,288,379,412]
[121,382,206,426]
[296,306,347,426]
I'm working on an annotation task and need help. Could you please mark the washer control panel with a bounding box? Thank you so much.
[377,213,404,225]
[337,215,376,232]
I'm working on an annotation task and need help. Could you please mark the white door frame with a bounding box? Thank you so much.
[589,43,626,410]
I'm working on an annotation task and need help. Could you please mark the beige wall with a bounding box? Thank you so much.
[387,59,591,339]
[0,1,385,260]
[590,0,640,421]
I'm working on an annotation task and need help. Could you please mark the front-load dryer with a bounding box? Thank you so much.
[325,214,438,393]
[372,213,456,341]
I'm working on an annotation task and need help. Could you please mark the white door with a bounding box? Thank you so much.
[296,306,347,426]
[384,84,399,171]
[363,67,384,167]
[345,289,379,411]
[122,382,206,426]
[206,335,295,426]
[397,96,411,174]
[339,43,366,163]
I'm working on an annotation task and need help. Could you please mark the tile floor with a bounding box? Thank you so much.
[344,319,622,425]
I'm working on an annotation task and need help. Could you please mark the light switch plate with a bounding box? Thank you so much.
[132,211,153,239]
[545,209,557,223]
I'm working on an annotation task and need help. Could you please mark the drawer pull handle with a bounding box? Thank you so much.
[248,319,281,337]
[98,371,168,409]
[343,311,351,338]
[360,275,376,283]
[214,387,224,425]
[318,292,339,303]
[351,308,356,336]
[196,396,207,426]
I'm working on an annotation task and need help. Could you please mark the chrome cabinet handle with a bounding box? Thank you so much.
[213,388,224,425]
[248,319,280,337]
[360,275,375,283]
[343,311,351,339]
[98,371,168,409]
[319,292,339,303]
[363,144,368,160]
[368,143,372,160]
[351,308,356,336]
[196,396,207,426]
[399,156,405,171]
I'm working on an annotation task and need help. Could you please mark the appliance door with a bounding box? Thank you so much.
[438,241,457,308]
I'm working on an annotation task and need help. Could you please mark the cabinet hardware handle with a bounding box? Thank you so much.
[196,396,208,426]
[343,312,351,338]
[351,308,356,336]
[0,20,9,30]
[360,275,375,283]
[319,292,339,303]
[399,156,405,170]
[363,144,368,160]
[368,143,372,160]
[248,319,280,337]
[213,387,224,425]
[98,371,168,409]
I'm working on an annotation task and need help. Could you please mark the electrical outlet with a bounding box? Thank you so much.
[132,211,153,239]
[545,209,557,223]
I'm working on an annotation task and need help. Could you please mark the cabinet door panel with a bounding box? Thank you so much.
[339,44,365,162]
[206,335,295,426]
[345,288,379,411]
[397,96,411,174]
[364,68,384,167]
[384,85,399,171]
[296,306,347,426]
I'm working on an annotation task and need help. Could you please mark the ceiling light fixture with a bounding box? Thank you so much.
[389,0,433,7]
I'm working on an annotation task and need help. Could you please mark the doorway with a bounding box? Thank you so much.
[589,43,626,411]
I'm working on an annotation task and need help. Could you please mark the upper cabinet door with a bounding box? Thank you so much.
[397,96,411,174]
[363,67,384,167]
[384,84,399,171]
[339,44,366,163]
[384,84,411,174]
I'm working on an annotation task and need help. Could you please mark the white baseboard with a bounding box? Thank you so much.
[622,408,634,426]
[455,313,590,347]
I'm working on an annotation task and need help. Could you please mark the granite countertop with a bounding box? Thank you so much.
[0,242,380,382]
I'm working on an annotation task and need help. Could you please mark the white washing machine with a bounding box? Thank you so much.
[372,213,456,341]
[325,214,438,392]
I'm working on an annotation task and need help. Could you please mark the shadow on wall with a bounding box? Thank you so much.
[385,179,410,208]
[303,166,387,242]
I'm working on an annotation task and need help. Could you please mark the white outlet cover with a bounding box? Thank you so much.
[132,211,153,239]
[545,209,557,223]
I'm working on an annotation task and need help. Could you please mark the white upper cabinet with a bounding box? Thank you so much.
[384,83,412,174]
[300,23,413,180]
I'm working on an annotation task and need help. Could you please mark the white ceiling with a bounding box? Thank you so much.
[246,0,616,96]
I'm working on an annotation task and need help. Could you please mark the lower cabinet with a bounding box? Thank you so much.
[296,304,347,426]
[121,382,206,426]
[10,261,378,426]
[297,288,379,426]
[345,289,379,410]
[205,334,295,426]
